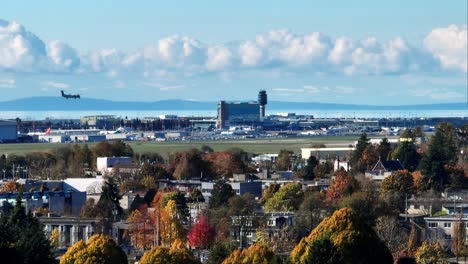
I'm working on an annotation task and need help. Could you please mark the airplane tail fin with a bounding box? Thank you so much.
[45,128,51,135]
[61,90,64,96]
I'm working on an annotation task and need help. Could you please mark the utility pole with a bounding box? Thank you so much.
[405,193,408,221]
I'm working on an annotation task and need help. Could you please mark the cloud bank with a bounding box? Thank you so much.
[0,19,466,78]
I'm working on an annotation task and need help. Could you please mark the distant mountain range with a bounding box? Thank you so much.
[0,97,466,111]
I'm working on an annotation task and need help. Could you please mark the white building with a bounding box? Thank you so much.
[424,215,468,247]
[96,157,133,174]
[301,147,355,160]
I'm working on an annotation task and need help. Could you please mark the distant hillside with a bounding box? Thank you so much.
[0,97,466,111]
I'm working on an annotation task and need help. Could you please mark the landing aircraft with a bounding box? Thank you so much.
[61,90,80,99]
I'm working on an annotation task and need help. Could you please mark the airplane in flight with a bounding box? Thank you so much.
[61,90,80,99]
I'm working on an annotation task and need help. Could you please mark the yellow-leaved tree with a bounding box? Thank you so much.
[139,239,200,264]
[222,243,276,264]
[49,228,60,249]
[60,234,127,264]
[415,241,446,264]
[290,208,393,264]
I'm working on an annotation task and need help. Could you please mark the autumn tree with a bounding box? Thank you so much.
[415,241,446,264]
[407,223,419,256]
[93,140,134,158]
[381,170,415,194]
[139,239,200,264]
[128,209,153,250]
[170,149,212,180]
[222,243,277,264]
[150,193,187,247]
[49,228,60,249]
[375,216,409,259]
[187,215,215,250]
[60,234,127,264]
[291,208,393,264]
[361,144,380,170]
[276,149,294,171]
[205,151,246,178]
[0,180,20,193]
[264,183,303,212]
[452,213,466,262]
[259,183,280,205]
[326,169,358,204]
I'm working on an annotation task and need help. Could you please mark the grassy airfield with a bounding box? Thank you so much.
[0,135,376,157]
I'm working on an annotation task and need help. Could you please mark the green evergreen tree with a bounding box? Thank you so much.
[303,156,319,180]
[393,141,420,171]
[209,180,235,209]
[351,133,370,173]
[0,194,53,264]
[420,122,459,190]
[377,138,392,161]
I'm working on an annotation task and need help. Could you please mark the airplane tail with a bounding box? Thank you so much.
[61,90,64,96]
[45,128,51,135]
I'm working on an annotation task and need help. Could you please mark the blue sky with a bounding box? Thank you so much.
[0,1,466,104]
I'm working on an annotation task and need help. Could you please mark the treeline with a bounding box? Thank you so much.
[295,122,468,191]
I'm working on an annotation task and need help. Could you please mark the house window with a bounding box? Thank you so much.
[267,220,275,226]
[246,232,253,237]
[428,222,438,228]
[444,223,451,228]
[445,234,452,239]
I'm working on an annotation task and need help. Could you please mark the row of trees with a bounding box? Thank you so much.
[61,206,448,264]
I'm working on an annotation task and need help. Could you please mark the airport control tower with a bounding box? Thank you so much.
[258,90,267,119]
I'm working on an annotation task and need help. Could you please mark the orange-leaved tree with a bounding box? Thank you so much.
[128,208,153,250]
[326,169,358,204]
[0,180,20,193]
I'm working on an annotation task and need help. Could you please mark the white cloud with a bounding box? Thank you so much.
[0,19,47,71]
[47,40,79,72]
[206,46,232,70]
[142,81,185,91]
[424,24,467,72]
[0,78,15,88]
[0,19,466,79]
[272,88,304,93]
[273,85,358,95]
[42,81,69,89]
[409,87,464,100]
[239,41,262,66]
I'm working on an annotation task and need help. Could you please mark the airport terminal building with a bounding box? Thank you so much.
[217,91,267,129]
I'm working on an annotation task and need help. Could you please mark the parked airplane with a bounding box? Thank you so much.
[61,90,80,99]
[27,127,51,136]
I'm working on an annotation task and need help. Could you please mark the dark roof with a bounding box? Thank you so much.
[381,160,404,171]
[370,159,404,172]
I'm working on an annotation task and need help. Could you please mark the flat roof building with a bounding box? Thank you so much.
[0,120,17,143]
[217,91,267,129]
